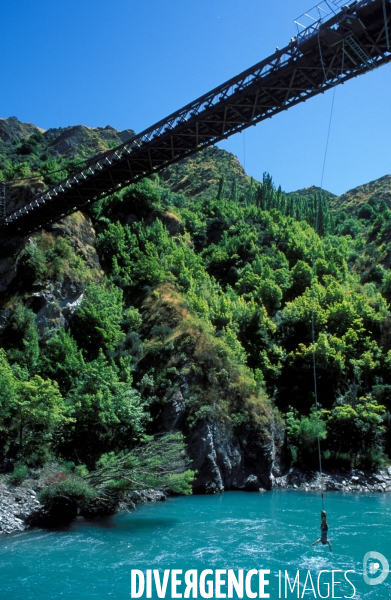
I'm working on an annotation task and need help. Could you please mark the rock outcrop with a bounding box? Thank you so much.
[187,418,285,494]
[273,466,391,493]
[0,211,102,337]
[25,278,84,335]
[43,124,136,158]
[0,116,44,143]
[0,483,42,534]
[140,283,286,494]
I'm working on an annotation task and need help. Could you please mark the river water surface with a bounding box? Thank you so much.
[0,491,390,599]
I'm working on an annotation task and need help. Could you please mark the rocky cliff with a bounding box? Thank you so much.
[1,117,390,506]
[0,204,285,494]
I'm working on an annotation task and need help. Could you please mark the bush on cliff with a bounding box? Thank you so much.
[39,476,96,522]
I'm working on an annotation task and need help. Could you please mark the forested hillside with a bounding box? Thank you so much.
[0,117,390,512]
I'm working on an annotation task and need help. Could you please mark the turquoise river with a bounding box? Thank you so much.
[0,491,390,599]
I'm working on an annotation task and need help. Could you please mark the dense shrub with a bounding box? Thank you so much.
[8,463,28,486]
[39,476,96,522]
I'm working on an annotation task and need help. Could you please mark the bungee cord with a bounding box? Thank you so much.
[311,31,345,513]
[311,198,325,511]
[311,75,337,512]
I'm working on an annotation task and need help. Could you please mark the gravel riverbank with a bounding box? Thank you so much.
[0,483,166,536]
[0,482,41,535]
[272,466,391,493]
[2,467,391,536]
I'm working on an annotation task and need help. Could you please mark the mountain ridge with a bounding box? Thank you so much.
[2,117,390,214]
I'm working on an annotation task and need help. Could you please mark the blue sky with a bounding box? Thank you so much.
[2,0,391,195]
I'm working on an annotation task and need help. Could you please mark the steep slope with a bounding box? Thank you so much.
[0,118,137,218]
[287,185,337,204]
[0,210,284,492]
[0,116,390,499]
[0,117,44,143]
[329,175,391,286]
[331,175,391,215]
[138,282,284,492]
[160,146,252,201]
[43,124,135,158]
[0,117,136,183]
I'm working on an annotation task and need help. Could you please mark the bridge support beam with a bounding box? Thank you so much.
[383,0,390,49]
[2,0,391,237]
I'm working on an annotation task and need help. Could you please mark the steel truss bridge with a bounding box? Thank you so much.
[2,0,391,237]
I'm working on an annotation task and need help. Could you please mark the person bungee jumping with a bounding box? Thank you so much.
[312,510,332,552]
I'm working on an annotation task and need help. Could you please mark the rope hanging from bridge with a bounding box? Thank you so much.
[311,217,325,512]
[320,88,336,189]
[311,19,347,512]
[311,77,337,513]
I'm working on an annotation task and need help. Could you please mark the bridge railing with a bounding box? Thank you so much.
[6,39,301,223]
[4,0,390,230]
[295,0,349,42]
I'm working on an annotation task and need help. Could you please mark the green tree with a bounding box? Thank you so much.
[0,349,18,453]
[327,395,385,465]
[64,351,146,464]
[70,283,125,360]
[4,305,39,372]
[289,260,312,298]
[286,407,327,466]
[12,375,72,462]
[39,433,194,522]
[85,432,194,496]
[39,329,85,395]
[16,243,47,284]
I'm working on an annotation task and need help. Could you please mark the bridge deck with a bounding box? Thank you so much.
[2,0,391,236]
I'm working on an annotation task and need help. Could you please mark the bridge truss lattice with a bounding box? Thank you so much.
[2,0,391,237]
